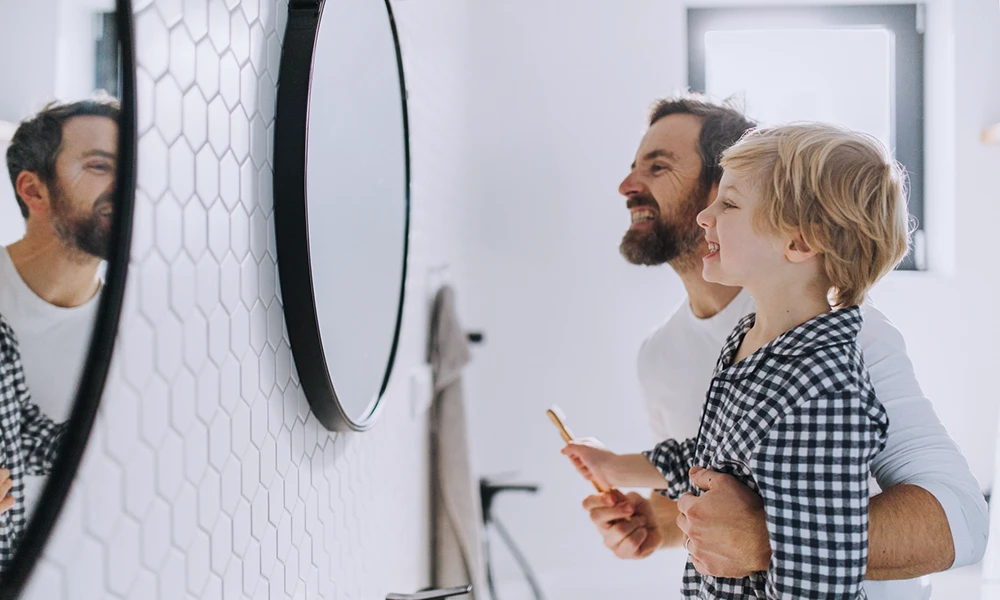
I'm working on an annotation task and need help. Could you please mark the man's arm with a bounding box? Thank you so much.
[867,484,954,579]
[677,470,957,580]
[649,492,685,548]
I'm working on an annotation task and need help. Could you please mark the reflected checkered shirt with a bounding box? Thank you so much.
[643,307,888,599]
[0,314,67,572]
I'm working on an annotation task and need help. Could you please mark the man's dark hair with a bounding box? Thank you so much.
[649,93,757,192]
[6,97,120,219]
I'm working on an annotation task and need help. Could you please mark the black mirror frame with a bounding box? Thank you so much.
[0,0,136,596]
[273,0,411,432]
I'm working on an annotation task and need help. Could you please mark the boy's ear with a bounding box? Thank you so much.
[784,232,818,264]
[15,171,50,220]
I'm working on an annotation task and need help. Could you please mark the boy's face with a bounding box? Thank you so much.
[696,170,788,289]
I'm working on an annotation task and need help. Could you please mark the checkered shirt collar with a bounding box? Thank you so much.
[713,305,864,381]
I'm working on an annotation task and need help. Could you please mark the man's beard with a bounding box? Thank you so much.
[50,186,112,261]
[619,184,707,270]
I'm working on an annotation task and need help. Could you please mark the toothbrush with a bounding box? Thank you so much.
[547,404,611,494]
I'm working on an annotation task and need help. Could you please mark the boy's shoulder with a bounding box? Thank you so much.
[758,308,871,399]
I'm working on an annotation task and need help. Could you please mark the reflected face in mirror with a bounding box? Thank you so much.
[618,113,709,269]
[46,116,118,260]
[13,113,118,263]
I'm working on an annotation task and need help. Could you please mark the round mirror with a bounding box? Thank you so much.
[273,0,409,431]
[0,0,134,594]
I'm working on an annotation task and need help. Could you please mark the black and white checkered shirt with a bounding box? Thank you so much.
[0,314,67,572]
[644,307,888,599]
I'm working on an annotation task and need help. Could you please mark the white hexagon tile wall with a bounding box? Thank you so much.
[21,0,471,598]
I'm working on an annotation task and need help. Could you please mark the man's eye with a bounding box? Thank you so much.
[650,164,667,173]
[90,164,112,172]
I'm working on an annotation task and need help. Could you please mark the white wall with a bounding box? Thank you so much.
[456,0,1000,596]
[23,0,470,598]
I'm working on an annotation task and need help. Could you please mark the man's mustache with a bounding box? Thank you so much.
[626,195,658,211]
[94,192,114,214]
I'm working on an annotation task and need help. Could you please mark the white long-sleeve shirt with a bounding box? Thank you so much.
[637,289,989,600]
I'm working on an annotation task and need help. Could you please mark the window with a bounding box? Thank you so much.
[688,5,925,270]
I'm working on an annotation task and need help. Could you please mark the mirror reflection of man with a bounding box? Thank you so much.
[0,98,119,513]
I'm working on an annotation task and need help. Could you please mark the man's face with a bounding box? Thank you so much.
[48,116,118,260]
[617,114,713,270]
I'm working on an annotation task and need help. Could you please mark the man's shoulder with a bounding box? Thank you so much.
[856,301,909,364]
[638,301,692,357]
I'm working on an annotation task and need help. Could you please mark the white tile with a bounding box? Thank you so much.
[183,87,209,151]
[155,0,183,28]
[136,9,170,79]
[183,0,209,42]
[156,430,185,499]
[155,75,184,144]
[207,96,230,157]
[195,37,220,101]
[230,107,250,163]
[240,63,258,115]
[169,140,196,204]
[219,51,241,110]
[240,256,259,310]
[230,8,251,65]
[197,145,221,206]
[138,130,170,200]
[232,401,252,458]
[232,497,252,555]
[198,468,222,531]
[65,537,107,600]
[210,513,234,575]
[220,151,241,209]
[154,312,184,379]
[141,498,171,570]
[170,483,198,549]
[139,375,170,448]
[185,530,211,596]
[209,410,232,471]
[169,25,196,89]
[158,550,187,600]
[107,517,141,595]
[168,252,196,316]
[207,0,231,53]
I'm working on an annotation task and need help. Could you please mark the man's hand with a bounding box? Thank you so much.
[0,469,15,514]
[677,466,771,577]
[582,489,662,559]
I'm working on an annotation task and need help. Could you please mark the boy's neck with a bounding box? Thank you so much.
[742,283,831,353]
[676,263,743,319]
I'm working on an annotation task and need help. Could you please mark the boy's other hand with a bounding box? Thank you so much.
[582,490,662,559]
[0,469,15,514]
[561,438,616,490]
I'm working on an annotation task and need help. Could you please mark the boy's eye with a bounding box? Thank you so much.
[722,201,736,210]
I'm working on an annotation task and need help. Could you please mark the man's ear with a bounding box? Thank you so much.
[15,171,49,219]
[784,231,818,264]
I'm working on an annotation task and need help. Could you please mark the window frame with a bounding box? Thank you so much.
[688,4,925,270]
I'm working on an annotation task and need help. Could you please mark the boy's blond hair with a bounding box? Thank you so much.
[720,123,912,307]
